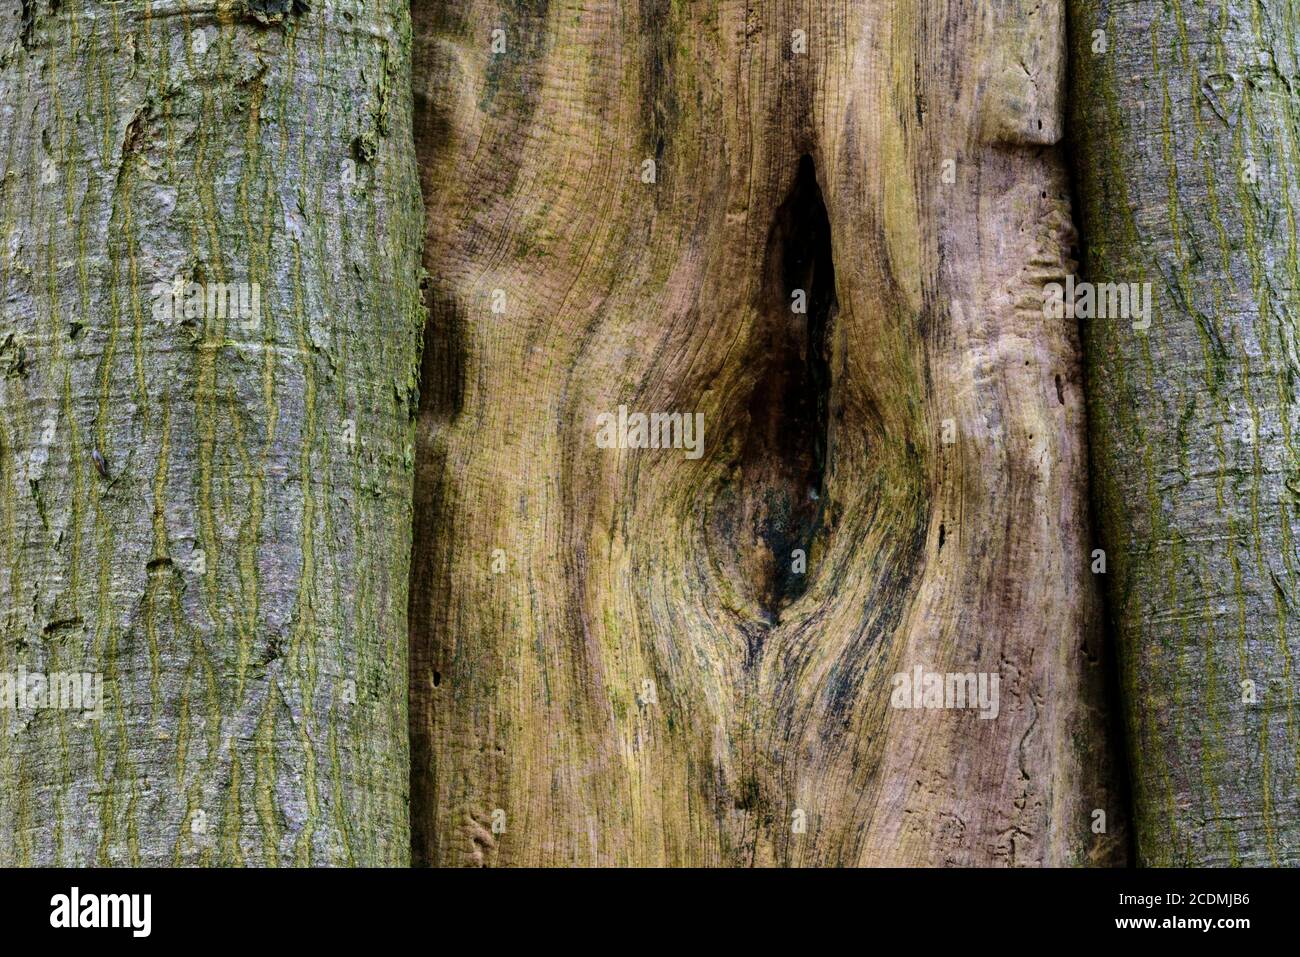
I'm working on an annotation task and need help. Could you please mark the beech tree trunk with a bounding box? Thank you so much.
[1071,1,1300,865]
[0,0,424,864]
[409,0,1126,866]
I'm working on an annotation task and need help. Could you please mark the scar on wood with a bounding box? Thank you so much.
[713,154,836,622]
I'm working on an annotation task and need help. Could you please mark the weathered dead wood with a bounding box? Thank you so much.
[410,0,1125,866]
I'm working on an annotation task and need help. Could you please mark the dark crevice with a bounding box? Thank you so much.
[241,0,310,24]
[18,0,36,50]
[715,154,835,623]
[1062,32,1137,861]
[408,3,472,865]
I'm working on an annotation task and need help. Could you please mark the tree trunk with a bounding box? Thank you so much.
[410,0,1126,866]
[1071,1,1300,865]
[0,0,424,864]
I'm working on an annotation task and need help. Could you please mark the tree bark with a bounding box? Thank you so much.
[1071,1,1300,865]
[0,0,424,864]
[410,0,1126,866]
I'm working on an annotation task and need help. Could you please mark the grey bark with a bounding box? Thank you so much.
[0,0,424,864]
[1071,0,1300,864]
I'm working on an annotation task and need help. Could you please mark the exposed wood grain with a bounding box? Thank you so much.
[411,0,1125,866]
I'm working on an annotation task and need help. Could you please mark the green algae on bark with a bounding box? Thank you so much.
[0,0,424,865]
[1070,0,1300,865]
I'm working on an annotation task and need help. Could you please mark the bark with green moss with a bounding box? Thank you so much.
[1071,1,1300,865]
[0,0,424,865]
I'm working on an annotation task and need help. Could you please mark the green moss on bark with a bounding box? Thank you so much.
[0,0,423,865]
